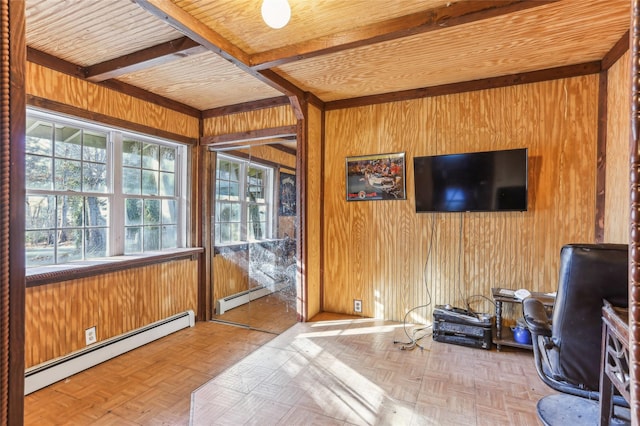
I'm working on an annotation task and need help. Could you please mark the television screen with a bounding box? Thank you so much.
[413,148,528,212]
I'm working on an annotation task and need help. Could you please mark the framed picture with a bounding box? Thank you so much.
[346,152,406,201]
[278,172,296,216]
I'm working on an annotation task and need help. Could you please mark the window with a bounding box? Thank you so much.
[25,109,187,267]
[122,139,179,253]
[215,154,273,245]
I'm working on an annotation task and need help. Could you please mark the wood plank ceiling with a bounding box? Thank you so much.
[25,0,630,112]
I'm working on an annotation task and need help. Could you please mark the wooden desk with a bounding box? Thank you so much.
[491,287,555,351]
[599,302,630,425]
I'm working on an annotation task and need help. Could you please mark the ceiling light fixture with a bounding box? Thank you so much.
[261,0,291,29]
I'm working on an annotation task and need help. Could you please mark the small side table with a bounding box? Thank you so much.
[491,287,555,351]
[599,301,630,426]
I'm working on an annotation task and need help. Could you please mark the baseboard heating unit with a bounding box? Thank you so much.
[24,310,195,395]
[216,282,288,314]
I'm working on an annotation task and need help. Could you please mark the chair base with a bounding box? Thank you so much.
[537,394,598,426]
[537,394,630,426]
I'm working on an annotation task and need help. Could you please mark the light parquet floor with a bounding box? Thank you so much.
[191,313,550,425]
[24,312,552,425]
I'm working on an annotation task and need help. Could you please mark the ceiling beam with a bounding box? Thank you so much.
[84,37,207,82]
[202,96,290,118]
[27,46,201,118]
[134,0,305,99]
[134,0,250,64]
[250,0,559,70]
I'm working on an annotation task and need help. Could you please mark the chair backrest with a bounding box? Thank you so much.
[549,243,628,391]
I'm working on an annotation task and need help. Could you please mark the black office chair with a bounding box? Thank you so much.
[522,243,629,425]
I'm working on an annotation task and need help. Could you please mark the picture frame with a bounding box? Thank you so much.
[278,172,296,216]
[345,152,406,201]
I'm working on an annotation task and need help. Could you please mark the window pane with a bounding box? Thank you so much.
[142,143,159,170]
[162,199,176,224]
[54,158,81,191]
[160,172,174,196]
[123,167,141,195]
[162,225,177,249]
[83,130,107,163]
[83,162,107,193]
[25,230,55,266]
[57,228,82,263]
[85,197,109,227]
[26,119,53,155]
[214,223,221,244]
[125,227,142,253]
[123,139,141,167]
[142,170,158,195]
[144,199,160,225]
[248,186,265,203]
[85,227,107,258]
[248,221,266,241]
[218,223,231,244]
[217,180,229,201]
[57,195,83,227]
[26,195,56,229]
[160,146,176,171]
[144,226,160,251]
[247,204,264,224]
[216,202,241,223]
[231,163,241,181]
[228,182,240,200]
[230,203,241,222]
[26,155,52,190]
[125,198,142,226]
[230,223,240,242]
[217,160,229,180]
[54,124,82,159]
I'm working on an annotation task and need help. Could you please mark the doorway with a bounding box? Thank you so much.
[209,140,298,334]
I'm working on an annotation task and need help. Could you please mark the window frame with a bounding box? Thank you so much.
[214,153,274,246]
[25,108,188,267]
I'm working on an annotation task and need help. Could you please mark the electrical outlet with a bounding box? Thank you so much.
[354,299,362,313]
[85,326,97,345]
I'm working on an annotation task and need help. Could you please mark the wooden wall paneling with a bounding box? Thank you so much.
[26,62,200,139]
[605,50,631,243]
[203,105,297,135]
[26,62,87,108]
[25,259,198,368]
[88,84,200,139]
[322,75,600,324]
[248,144,296,169]
[304,104,323,318]
[322,108,358,314]
[212,250,249,306]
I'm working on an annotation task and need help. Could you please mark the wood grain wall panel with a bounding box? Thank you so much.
[323,75,600,323]
[26,61,86,108]
[605,50,631,243]
[304,104,323,318]
[203,105,297,135]
[212,250,249,305]
[241,144,296,170]
[25,258,198,368]
[26,62,199,138]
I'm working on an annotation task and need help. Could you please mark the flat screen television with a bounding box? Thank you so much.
[413,148,528,213]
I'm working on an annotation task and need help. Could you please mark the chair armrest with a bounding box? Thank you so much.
[522,297,552,337]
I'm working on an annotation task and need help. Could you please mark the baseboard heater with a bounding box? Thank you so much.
[216,281,288,315]
[24,310,195,395]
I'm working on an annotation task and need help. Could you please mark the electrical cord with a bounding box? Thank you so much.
[394,214,437,351]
